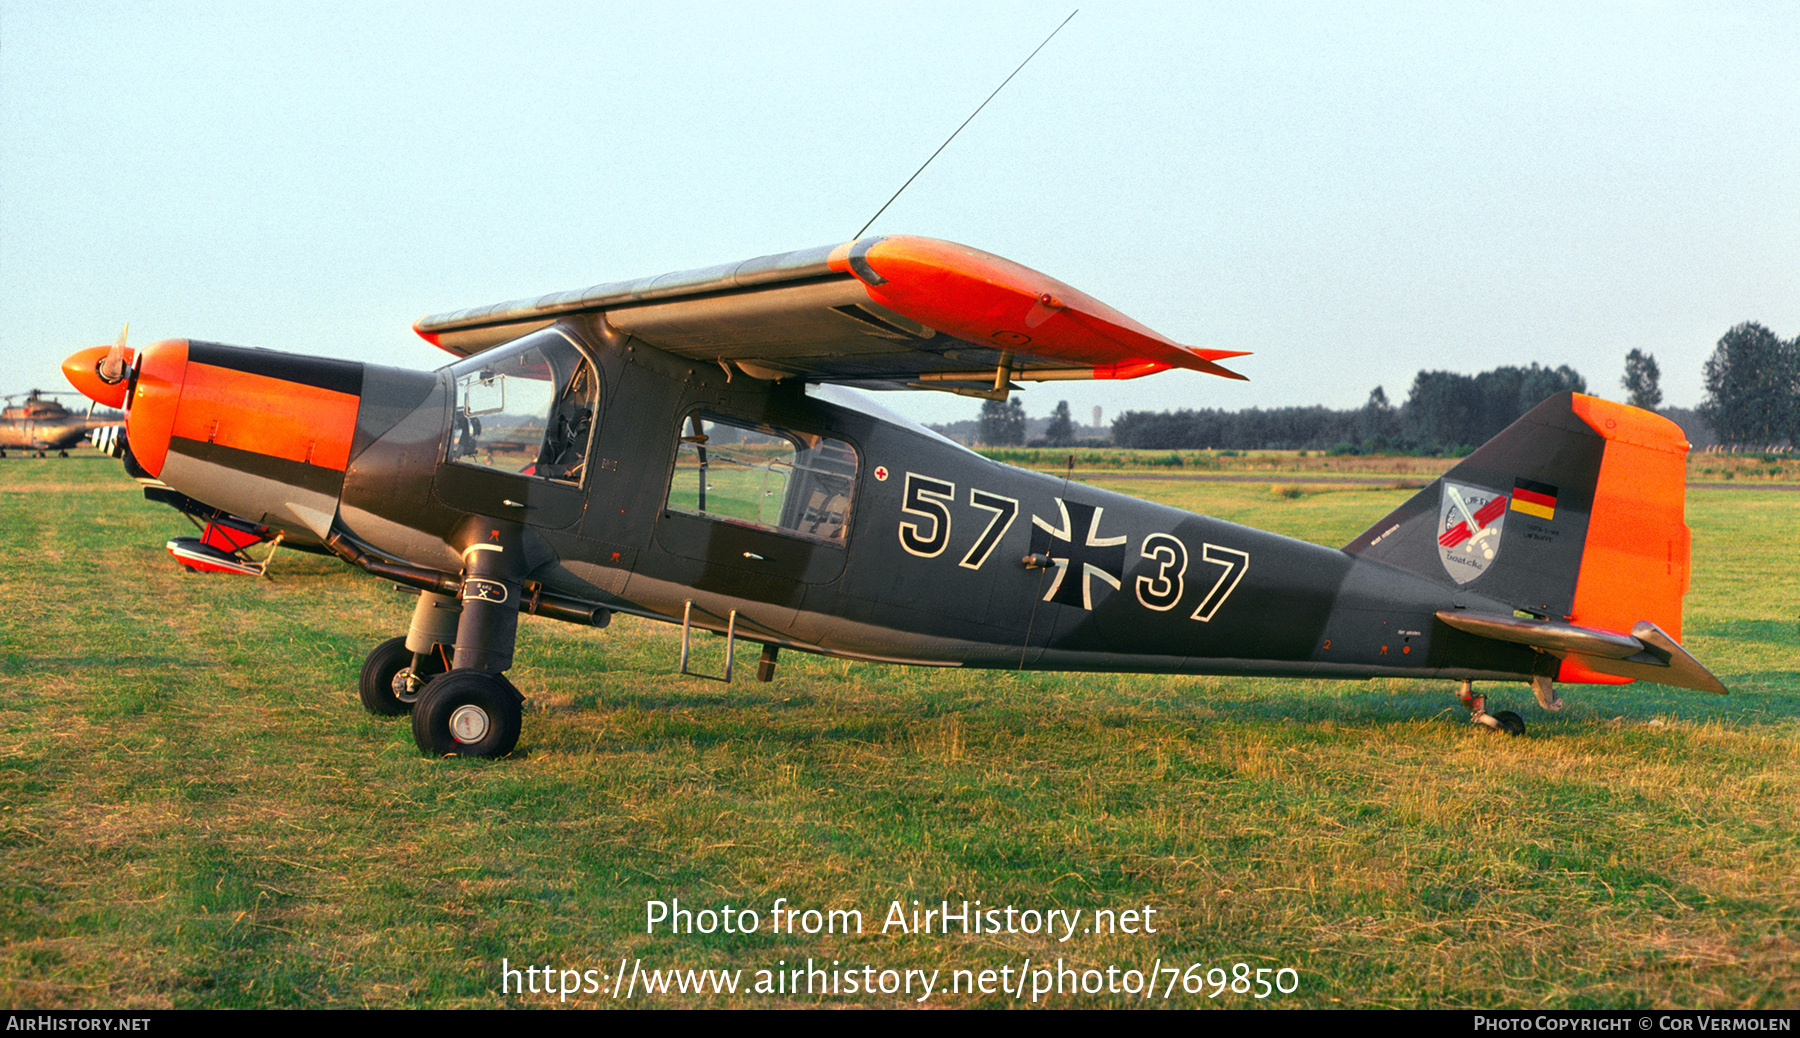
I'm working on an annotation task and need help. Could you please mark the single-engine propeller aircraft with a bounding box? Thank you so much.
[63,235,1725,757]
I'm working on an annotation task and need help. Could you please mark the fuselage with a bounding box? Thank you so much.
[0,419,100,451]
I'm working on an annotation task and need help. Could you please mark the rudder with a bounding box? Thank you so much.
[1344,392,1707,689]
[1557,395,1692,682]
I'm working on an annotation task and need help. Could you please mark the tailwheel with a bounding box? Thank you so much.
[412,670,523,758]
[1457,680,1520,735]
[357,637,446,716]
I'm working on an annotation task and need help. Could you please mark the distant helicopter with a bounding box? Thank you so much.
[0,388,121,458]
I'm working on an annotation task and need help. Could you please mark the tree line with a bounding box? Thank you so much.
[1111,363,1589,453]
[959,322,1796,451]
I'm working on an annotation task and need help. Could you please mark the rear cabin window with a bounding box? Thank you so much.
[666,414,857,544]
[446,330,597,484]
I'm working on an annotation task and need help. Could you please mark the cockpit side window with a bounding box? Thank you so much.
[666,413,857,545]
[447,330,598,485]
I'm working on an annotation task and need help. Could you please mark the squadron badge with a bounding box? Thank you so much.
[1436,481,1508,584]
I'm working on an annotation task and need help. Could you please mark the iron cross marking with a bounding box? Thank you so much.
[1029,499,1128,610]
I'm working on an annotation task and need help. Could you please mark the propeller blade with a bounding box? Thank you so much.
[99,324,129,383]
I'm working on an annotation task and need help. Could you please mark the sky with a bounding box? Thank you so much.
[3,1,1796,431]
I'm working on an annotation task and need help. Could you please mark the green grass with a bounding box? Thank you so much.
[978,446,1464,480]
[0,455,1794,1008]
[981,445,1800,486]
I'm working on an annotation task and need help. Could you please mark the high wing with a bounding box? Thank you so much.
[413,236,1248,397]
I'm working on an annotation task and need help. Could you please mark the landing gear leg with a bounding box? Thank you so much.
[1458,681,1524,736]
[412,521,526,758]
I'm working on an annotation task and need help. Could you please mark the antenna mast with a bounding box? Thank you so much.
[854,10,1078,240]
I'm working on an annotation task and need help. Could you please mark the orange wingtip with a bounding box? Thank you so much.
[1177,348,1250,381]
[838,236,1251,381]
[1194,360,1249,381]
[1090,356,1248,382]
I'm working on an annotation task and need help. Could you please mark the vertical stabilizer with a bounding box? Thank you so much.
[1344,393,1694,685]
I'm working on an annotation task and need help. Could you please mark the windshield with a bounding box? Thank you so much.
[446,328,598,484]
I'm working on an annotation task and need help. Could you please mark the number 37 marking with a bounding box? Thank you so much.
[1134,533,1249,622]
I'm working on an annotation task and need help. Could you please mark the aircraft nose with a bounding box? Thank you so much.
[62,345,134,409]
[62,337,193,479]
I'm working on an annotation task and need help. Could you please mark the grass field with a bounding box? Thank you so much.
[1,455,1794,1009]
[969,445,1800,487]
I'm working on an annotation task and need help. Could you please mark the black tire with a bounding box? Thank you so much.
[1493,710,1525,737]
[411,670,522,758]
[358,637,443,717]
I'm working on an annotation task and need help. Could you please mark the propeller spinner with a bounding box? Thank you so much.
[62,325,135,410]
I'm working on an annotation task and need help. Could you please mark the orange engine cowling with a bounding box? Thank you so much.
[65,338,365,541]
[66,338,363,478]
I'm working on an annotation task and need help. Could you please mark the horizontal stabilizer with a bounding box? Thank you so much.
[1436,611,1726,694]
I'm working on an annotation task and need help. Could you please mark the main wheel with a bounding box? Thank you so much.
[412,670,523,758]
[1492,710,1525,736]
[357,637,444,716]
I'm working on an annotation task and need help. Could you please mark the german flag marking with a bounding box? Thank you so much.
[1511,478,1557,520]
